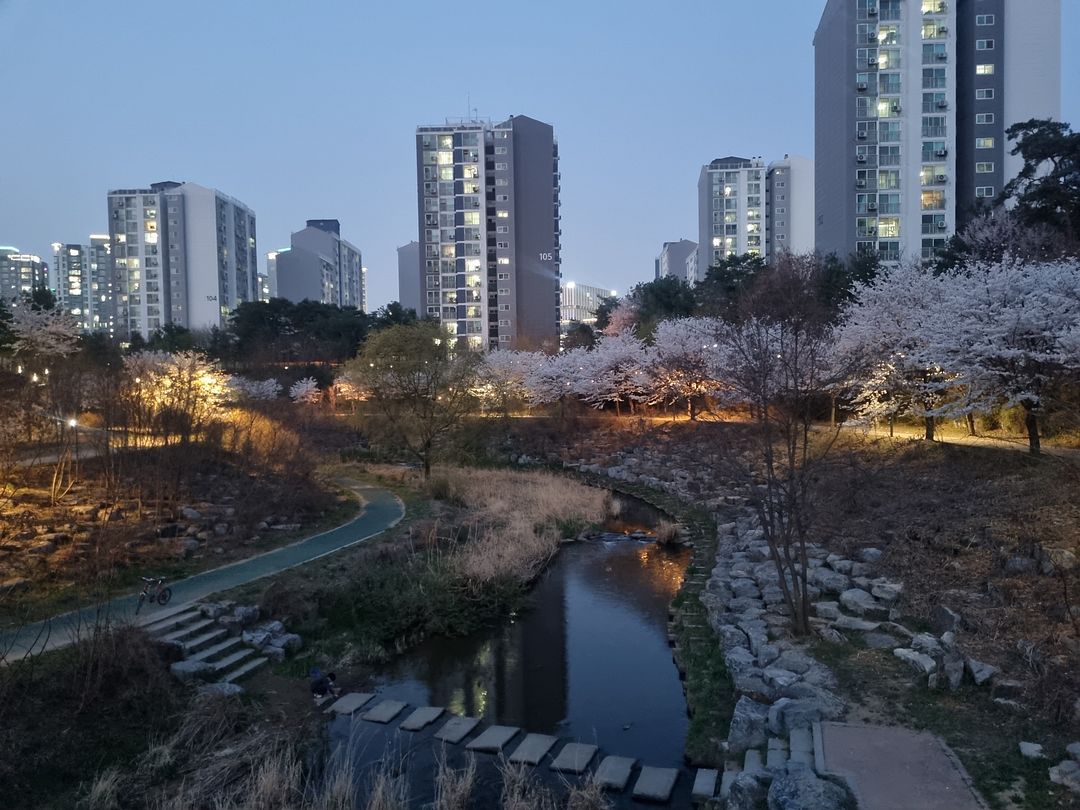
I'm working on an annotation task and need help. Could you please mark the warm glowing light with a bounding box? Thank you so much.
[68,418,77,428]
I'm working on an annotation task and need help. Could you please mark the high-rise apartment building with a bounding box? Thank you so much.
[107,181,257,340]
[766,155,816,255]
[0,247,48,303]
[654,240,697,284]
[814,0,1061,263]
[396,241,421,315]
[274,220,365,311]
[697,155,814,273]
[415,114,561,351]
[51,236,114,333]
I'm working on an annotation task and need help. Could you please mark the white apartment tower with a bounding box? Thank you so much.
[815,0,1061,263]
[414,115,561,351]
[107,181,257,339]
[697,155,814,273]
[52,235,114,334]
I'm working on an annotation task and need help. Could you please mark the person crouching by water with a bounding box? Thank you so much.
[310,667,341,702]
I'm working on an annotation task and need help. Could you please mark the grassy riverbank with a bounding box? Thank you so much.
[224,463,608,674]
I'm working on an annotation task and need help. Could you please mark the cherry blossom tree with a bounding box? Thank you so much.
[928,257,1080,453]
[524,348,583,408]
[289,377,322,405]
[645,318,724,419]
[123,351,230,446]
[8,305,80,361]
[573,331,649,414]
[601,300,639,337]
[476,350,544,415]
[230,376,282,401]
[837,262,957,440]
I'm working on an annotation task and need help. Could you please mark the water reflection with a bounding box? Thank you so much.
[373,535,691,766]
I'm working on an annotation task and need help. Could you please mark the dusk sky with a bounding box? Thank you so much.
[2,0,1077,310]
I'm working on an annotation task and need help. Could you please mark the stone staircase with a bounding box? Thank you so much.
[140,604,269,685]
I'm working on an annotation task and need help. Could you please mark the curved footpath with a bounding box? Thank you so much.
[0,482,404,661]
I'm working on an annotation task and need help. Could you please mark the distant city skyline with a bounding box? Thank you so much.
[1,0,1076,313]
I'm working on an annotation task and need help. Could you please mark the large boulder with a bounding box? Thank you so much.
[894,648,937,675]
[170,659,214,682]
[810,568,851,595]
[768,770,855,810]
[839,588,886,618]
[727,696,770,753]
[930,605,961,634]
[769,686,846,734]
[727,773,768,810]
[966,658,999,686]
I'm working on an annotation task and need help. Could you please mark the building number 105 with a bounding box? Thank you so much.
[538,252,553,261]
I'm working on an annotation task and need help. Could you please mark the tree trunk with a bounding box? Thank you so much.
[966,412,976,436]
[830,394,837,428]
[924,415,935,442]
[1023,402,1041,455]
[688,398,696,421]
[888,415,895,437]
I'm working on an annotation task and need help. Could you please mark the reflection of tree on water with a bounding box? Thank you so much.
[376,533,689,752]
[574,541,689,632]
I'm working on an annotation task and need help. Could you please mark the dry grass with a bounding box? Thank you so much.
[656,519,680,545]
[437,466,607,584]
[363,768,409,810]
[83,767,122,810]
[433,753,476,810]
[498,760,559,810]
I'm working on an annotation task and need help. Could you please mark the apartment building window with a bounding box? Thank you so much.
[879,170,900,189]
[922,116,947,137]
[976,137,995,149]
[922,44,946,64]
[495,162,508,170]
[495,147,508,154]
[976,39,995,50]
[879,193,901,214]
[976,14,995,25]
[879,73,901,94]
[497,272,510,281]
[976,64,995,75]
[921,190,946,210]
[922,92,947,112]
[497,257,510,265]
[495,178,508,186]
[975,113,995,124]
[922,141,948,161]
[878,217,900,238]
[976,162,995,173]
[922,68,946,89]
[496,225,509,234]
[975,88,994,100]
[880,121,901,142]
[922,214,947,234]
[496,210,509,218]
[879,241,901,261]
[880,0,901,21]
[975,186,995,198]
[497,241,509,249]
[857,97,875,119]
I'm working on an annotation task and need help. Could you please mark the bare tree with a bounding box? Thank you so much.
[713,256,846,635]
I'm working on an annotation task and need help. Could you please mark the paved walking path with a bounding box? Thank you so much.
[817,722,989,810]
[0,482,404,660]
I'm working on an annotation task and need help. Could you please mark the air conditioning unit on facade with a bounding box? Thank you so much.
[856,179,867,188]
[868,58,879,66]
[936,52,948,60]
[857,131,868,139]
[857,82,868,91]
[937,221,949,229]
[868,202,878,211]
[935,149,948,157]
[936,173,948,182]
[868,6,878,15]
[856,155,867,163]
[937,100,949,108]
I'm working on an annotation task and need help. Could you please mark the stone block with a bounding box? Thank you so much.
[324,692,374,715]
[465,724,519,752]
[508,733,558,766]
[691,768,718,800]
[728,696,770,753]
[550,742,597,774]
[434,716,480,744]
[632,767,679,802]
[400,707,444,731]
[894,647,937,674]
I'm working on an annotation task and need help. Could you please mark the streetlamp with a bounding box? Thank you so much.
[68,417,79,477]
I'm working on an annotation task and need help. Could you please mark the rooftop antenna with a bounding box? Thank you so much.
[467,92,471,121]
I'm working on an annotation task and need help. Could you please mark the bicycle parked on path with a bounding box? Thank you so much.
[136,576,172,614]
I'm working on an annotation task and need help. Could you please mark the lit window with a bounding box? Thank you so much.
[975,113,995,124]
[437,151,453,165]
[976,137,995,149]
[976,162,994,173]
[975,186,995,198]
[976,64,995,75]
[497,257,510,265]
[976,39,994,50]
[496,210,509,218]
[975,88,994,100]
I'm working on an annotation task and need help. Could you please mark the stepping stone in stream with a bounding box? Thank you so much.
[362,700,407,724]
[593,756,636,791]
[400,706,444,732]
[633,766,679,802]
[324,693,374,715]
[550,742,598,774]
[466,725,520,753]
[434,716,480,745]
[509,734,559,765]
[692,768,718,801]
